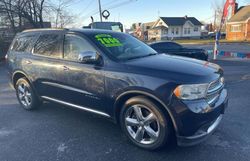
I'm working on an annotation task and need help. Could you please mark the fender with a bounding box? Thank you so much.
[114,90,178,134]
[12,70,33,86]
[12,70,41,100]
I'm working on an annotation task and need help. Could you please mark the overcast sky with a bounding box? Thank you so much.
[68,0,250,28]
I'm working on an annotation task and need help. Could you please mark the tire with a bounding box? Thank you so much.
[15,77,41,110]
[120,96,172,150]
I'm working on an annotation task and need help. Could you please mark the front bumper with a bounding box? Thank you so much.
[177,114,223,146]
[169,89,228,146]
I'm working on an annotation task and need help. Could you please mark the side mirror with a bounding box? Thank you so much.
[78,51,99,64]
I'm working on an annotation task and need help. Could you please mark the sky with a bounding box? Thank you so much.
[68,0,250,28]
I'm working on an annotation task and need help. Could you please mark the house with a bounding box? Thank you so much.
[131,21,155,41]
[148,16,203,41]
[226,5,250,41]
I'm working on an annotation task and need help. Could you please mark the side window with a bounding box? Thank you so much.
[63,34,95,61]
[33,34,62,58]
[12,35,37,52]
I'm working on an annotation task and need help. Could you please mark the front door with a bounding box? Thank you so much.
[57,33,106,113]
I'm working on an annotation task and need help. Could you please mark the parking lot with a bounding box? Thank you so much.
[1,56,250,161]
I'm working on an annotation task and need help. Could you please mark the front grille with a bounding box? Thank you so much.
[206,77,224,106]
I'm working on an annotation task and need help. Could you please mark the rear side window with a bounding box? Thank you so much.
[33,34,62,58]
[12,35,37,52]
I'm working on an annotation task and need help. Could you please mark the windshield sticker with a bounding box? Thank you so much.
[95,34,123,47]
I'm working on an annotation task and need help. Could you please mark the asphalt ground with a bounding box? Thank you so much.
[0,59,250,161]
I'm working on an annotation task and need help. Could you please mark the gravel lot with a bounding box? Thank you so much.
[0,59,250,161]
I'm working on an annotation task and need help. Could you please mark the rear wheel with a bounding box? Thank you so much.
[120,96,172,150]
[15,78,41,110]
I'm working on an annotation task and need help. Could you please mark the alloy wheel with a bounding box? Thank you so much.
[125,104,160,145]
[17,83,32,107]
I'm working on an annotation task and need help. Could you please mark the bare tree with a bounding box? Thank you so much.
[0,0,46,33]
[211,0,224,31]
[47,0,76,28]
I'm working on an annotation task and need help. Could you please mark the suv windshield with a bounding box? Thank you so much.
[88,32,157,61]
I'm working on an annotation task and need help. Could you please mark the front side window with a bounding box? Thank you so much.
[63,34,95,61]
[33,34,62,58]
[12,35,37,52]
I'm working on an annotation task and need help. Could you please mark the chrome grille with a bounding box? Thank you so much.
[206,77,224,106]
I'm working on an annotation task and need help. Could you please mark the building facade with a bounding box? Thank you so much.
[148,16,203,41]
[226,5,250,41]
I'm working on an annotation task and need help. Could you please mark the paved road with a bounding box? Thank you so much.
[0,60,250,161]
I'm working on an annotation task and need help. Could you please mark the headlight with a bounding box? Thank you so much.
[174,84,209,100]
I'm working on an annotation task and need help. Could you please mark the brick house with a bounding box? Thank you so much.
[226,5,250,41]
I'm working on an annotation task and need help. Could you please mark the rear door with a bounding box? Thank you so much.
[27,32,66,98]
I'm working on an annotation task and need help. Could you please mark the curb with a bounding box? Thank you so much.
[207,50,250,59]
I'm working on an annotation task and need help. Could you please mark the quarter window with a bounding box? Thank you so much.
[63,35,95,61]
[12,35,37,52]
[33,34,62,58]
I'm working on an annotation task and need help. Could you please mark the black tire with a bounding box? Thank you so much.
[120,96,172,150]
[15,77,41,110]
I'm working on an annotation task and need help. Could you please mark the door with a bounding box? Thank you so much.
[58,33,106,112]
[28,32,66,98]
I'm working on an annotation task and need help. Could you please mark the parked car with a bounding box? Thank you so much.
[150,41,209,61]
[7,29,228,150]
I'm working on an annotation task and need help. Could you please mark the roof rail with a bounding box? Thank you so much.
[22,28,69,33]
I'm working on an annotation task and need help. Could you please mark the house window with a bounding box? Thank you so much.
[184,28,191,35]
[231,25,242,32]
[194,27,199,32]
[164,29,168,34]
[175,28,179,35]
[171,28,175,35]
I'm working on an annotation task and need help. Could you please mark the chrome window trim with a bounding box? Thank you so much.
[41,96,110,117]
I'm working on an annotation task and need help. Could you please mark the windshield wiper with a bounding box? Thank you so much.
[127,53,158,60]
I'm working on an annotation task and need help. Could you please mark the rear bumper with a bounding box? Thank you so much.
[177,114,223,146]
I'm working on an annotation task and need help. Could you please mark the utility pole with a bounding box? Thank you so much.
[98,0,102,22]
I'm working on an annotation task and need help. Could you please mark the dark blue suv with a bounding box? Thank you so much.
[7,29,228,150]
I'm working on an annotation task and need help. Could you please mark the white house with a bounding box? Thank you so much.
[148,16,203,40]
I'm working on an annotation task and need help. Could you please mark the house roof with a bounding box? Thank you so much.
[159,17,203,26]
[143,21,155,27]
[228,5,250,22]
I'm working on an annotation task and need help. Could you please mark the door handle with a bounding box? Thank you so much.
[63,65,70,71]
[25,60,32,64]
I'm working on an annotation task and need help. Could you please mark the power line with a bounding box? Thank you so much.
[78,0,95,15]
[82,0,138,20]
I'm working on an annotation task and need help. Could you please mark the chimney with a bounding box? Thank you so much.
[184,15,188,19]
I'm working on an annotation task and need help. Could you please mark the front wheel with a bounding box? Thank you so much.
[120,96,172,150]
[15,78,42,110]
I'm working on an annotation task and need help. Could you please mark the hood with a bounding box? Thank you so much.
[124,54,222,84]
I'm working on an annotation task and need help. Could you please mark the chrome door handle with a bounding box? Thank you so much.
[25,60,32,64]
[63,66,70,71]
